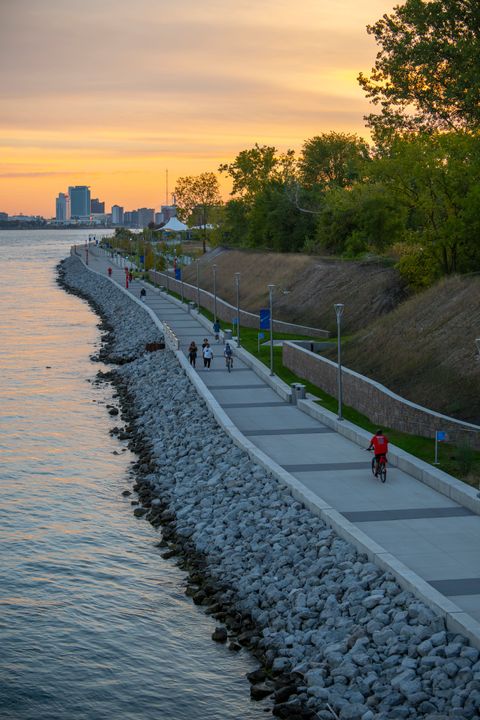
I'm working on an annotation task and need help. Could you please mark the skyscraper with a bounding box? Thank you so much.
[55,192,71,223]
[111,205,124,225]
[68,186,91,221]
[91,198,105,213]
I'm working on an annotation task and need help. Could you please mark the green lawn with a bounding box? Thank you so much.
[147,280,480,486]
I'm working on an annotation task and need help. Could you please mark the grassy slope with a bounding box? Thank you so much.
[181,248,480,424]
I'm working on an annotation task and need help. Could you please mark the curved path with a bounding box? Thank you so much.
[77,245,480,647]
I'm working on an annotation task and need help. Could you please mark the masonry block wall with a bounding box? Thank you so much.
[283,342,480,449]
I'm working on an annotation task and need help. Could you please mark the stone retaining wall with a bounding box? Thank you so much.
[283,342,480,449]
[148,270,330,338]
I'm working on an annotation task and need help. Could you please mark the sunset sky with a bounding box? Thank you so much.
[0,0,396,217]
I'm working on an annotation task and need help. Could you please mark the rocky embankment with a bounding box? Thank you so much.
[58,255,480,720]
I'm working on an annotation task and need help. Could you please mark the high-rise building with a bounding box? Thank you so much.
[68,185,91,221]
[55,192,71,223]
[111,205,124,225]
[91,198,105,213]
[137,208,155,228]
[160,204,177,222]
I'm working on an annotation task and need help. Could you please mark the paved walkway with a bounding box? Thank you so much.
[80,247,480,633]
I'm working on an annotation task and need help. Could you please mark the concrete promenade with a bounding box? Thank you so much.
[79,245,480,646]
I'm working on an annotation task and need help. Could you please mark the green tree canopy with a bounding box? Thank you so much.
[219,144,296,203]
[358,0,480,138]
[174,172,222,252]
[298,132,371,190]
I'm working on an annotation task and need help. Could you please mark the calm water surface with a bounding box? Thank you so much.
[0,230,264,719]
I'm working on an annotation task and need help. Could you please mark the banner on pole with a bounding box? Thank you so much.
[175,268,181,280]
[259,309,270,329]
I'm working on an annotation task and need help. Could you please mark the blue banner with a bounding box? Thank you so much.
[175,268,181,280]
[436,431,447,442]
[259,308,270,329]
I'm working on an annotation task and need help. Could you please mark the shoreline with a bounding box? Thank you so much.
[57,254,480,720]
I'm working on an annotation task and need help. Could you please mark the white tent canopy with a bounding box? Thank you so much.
[161,217,188,232]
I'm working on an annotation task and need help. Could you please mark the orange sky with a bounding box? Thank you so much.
[0,0,396,217]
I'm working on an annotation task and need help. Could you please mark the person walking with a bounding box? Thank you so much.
[202,342,213,370]
[213,320,221,343]
[188,341,198,368]
[140,287,146,302]
[107,267,112,277]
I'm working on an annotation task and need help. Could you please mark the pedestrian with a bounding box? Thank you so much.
[201,338,209,354]
[129,270,133,283]
[202,342,213,370]
[107,267,112,277]
[188,341,198,368]
[213,320,221,342]
[140,288,146,301]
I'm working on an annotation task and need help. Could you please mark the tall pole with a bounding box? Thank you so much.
[268,284,275,376]
[213,264,217,324]
[334,303,344,420]
[197,261,201,312]
[234,272,241,348]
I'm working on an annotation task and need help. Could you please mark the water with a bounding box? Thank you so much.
[0,230,264,719]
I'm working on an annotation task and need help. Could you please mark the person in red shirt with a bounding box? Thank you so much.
[368,430,389,475]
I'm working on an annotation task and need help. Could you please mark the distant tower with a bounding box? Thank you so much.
[111,205,124,225]
[68,185,91,221]
[55,192,71,223]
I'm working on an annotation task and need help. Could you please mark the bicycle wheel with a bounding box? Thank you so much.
[379,464,387,483]
[371,458,377,477]
[227,359,231,373]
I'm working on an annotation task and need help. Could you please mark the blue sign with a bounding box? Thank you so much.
[175,268,181,280]
[259,308,270,329]
[436,431,447,442]
[140,255,144,264]
[258,332,265,339]
[232,317,238,325]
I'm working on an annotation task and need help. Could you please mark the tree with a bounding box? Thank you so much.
[358,0,480,137]
[371,131,480,276]
[298,132,371,190]
[219,144,296,203]
[174,172,222,253]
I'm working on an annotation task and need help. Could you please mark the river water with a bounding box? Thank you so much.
[0,230,264,720]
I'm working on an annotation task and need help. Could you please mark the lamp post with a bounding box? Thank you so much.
[212,264,217,324]
[196,261,201,313]
[334,303,344,420]
[268,284,275,376]
[234,272,241,347]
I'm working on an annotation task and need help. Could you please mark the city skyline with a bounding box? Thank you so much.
[1,0,396,216]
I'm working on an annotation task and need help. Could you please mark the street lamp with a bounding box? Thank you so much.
[334,303,345,420]
[212,264,217,324]
[268,284,275,376]
[196,261,201,312]
[234,272,241,348]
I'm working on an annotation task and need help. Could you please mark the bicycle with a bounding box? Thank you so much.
[225,355,233,373]
[367,449,387,483]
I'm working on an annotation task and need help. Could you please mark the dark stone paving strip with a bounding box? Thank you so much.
[283,462,367,472]
[429,578,480,596]
[343,507,473,523]
[209,384,267,390]
[244,428,334,436]
[222,401,291,408]
[198,368,252,373]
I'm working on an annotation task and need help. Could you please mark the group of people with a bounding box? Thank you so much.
[188,337,233,371]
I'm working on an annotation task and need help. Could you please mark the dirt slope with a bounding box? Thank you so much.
[182,248,407,334]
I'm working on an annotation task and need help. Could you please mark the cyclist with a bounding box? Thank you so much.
[224,342,233,369]
[367,430,389,476]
